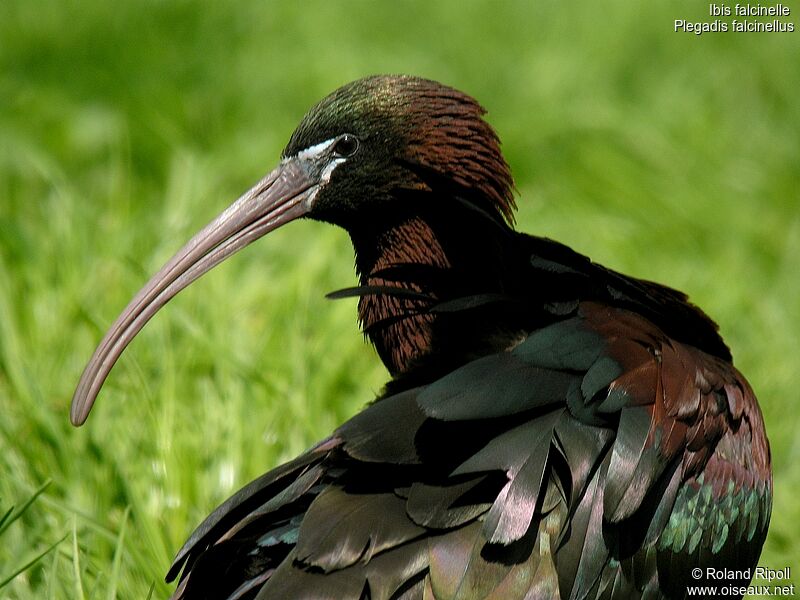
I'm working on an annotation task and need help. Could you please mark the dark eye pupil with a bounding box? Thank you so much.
[334,134,358,157]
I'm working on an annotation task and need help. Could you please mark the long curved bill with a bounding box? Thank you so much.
[70,158,320,426]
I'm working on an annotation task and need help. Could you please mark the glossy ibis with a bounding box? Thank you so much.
[71,75,771,599]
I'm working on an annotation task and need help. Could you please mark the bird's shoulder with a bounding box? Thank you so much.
[515,232,733,361]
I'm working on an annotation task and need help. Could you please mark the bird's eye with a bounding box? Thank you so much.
[332,134,359,158]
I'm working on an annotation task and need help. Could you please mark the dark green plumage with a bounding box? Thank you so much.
[71,75,771,599]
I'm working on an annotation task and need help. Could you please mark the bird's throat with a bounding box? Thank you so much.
[348,203,517,379]
[353,216,451,375]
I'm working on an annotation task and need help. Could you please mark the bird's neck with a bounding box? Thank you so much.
[347,206,735,382]
[348,202,520,380]
[352,216,448,376]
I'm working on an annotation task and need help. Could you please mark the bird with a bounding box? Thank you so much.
[71,75,772,600]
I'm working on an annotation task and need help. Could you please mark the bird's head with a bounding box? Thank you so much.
[282,75,514,228]
[70,75,514,425]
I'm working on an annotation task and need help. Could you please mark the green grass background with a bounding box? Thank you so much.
[1,1,798,597]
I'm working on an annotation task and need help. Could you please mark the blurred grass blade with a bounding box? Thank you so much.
[0,480,52,537]
[106,507,130,600]
[0,534,67,590]
[72,516,86,600]
[0,507,14,532]
[48,547,60,600]
[0,480,58,590]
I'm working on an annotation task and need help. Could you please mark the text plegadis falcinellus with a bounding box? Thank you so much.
[71,75,771,599]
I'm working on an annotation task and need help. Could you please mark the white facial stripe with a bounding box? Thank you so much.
[295,137,336,161]
[320,156,346,183]
[301,154,345,211]
[284,137,349,211]
[286,136,348,184]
